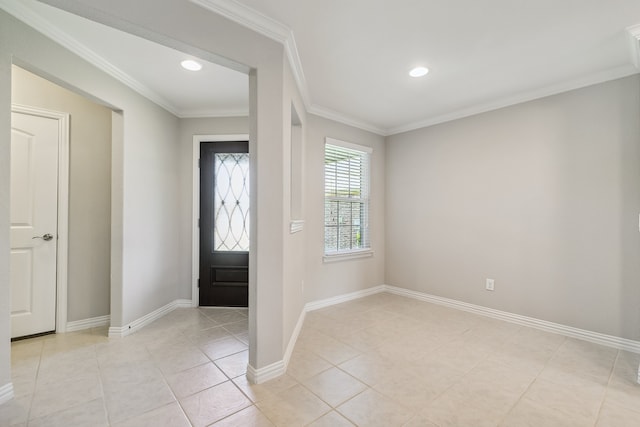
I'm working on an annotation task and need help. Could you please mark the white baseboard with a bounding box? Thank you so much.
[246,360,285,384]
[305,285,386,312]
[284,310,306,368]
[0,382,14,405]
[66,315,111,332]
[108,299,192,338]
[383,285,640,354]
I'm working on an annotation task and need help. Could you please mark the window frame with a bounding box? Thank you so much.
[323,137,374,262]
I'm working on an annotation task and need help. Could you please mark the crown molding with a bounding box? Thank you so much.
[387,64,639,136]
[627,24,640,69]
[308,104,387,136]
[0,0,184,116]
[190,0,312,108]
[178,108,249,119]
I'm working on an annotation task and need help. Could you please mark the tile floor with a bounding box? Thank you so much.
[2,293,640,426]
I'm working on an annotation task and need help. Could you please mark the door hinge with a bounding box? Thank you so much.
[198,218,200,228]
[197,279,200,288]
[198,159,200,168]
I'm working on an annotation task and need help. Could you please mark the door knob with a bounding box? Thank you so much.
[32,233,54,241]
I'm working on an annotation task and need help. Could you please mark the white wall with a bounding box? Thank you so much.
[282,59,308,350]
[386,75,640,340]
[305,114,386,303]
[11,65,112,322]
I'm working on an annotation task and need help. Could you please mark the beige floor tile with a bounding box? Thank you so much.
[233,374,299,403]
[214,349,249,378]
[201,309,248,325]
[0,394,31,426]
[165,362,228,398]
[596,401,640,427]
[521,378,605,422]
[374,362,462,410]
[256,384,331,426]
[200,336,247,361]
[337,388,413,427]
[180,381,252,427]
[308,410,355,426]
[28,398,108,427]
[303,367,367,407]
[29,373,102,420]
[297,330,361,365]
[36,355,100,385]
[419,379,524,427]
[463,360,536,395]
[186,326,234,346]
[222,319,249,335]
[403,414,440,427]
[9,296,640,427]
[338,353,398,387]
[212,405,275,426]
[421,338,488,373]
[287,350,332,382]
[101,363,176,423]
[151,342,210,375]
[111,402,191,427]
[605,351,640,411]
[501,398,595,427]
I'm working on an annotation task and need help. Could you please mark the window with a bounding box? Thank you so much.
[324,138,372,259]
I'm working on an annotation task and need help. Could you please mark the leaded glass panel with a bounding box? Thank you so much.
[214,153,250,251]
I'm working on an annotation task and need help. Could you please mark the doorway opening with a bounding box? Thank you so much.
[192,134,250,308]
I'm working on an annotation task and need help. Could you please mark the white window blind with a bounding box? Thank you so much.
[324,138,371,255]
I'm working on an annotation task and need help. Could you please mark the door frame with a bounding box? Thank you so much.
[11,104,69,334]
[192,134,249,308]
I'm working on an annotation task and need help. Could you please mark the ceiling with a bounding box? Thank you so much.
[4,0,640,135]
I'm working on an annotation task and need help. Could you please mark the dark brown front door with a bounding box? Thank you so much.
[199,141,249,307]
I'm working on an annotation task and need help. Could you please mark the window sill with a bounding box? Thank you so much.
[323,249,374,263]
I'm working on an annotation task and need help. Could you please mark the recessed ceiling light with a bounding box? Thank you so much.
[181,59,202,71]
[409,66,429,77]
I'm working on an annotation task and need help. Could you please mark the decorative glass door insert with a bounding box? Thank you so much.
[213,153,250,251]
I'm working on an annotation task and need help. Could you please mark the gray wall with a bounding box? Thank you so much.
[386,75,640,340]
[11,66,111,322]
[305,114,386,303]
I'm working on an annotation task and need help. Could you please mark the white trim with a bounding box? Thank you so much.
[246,360,286,384]
[386,65,639,136]
[626,24,640,70]
[180,109,249,119]
[383,285,640,354]
[305,285,386,312]
[192,134,250,308]
[289,220,304,234]
[325,137,373,154]
[0,383,14,405]
[309,105,386,136]
[66,315,110,332]
[323,249,374,263]
[108,299,191,338]
[11,104,70,335]
[284,309,306,368]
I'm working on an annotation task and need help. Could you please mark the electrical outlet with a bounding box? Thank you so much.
[486,279,495,291]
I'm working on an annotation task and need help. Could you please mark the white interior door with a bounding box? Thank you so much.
[10,110,60,338]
